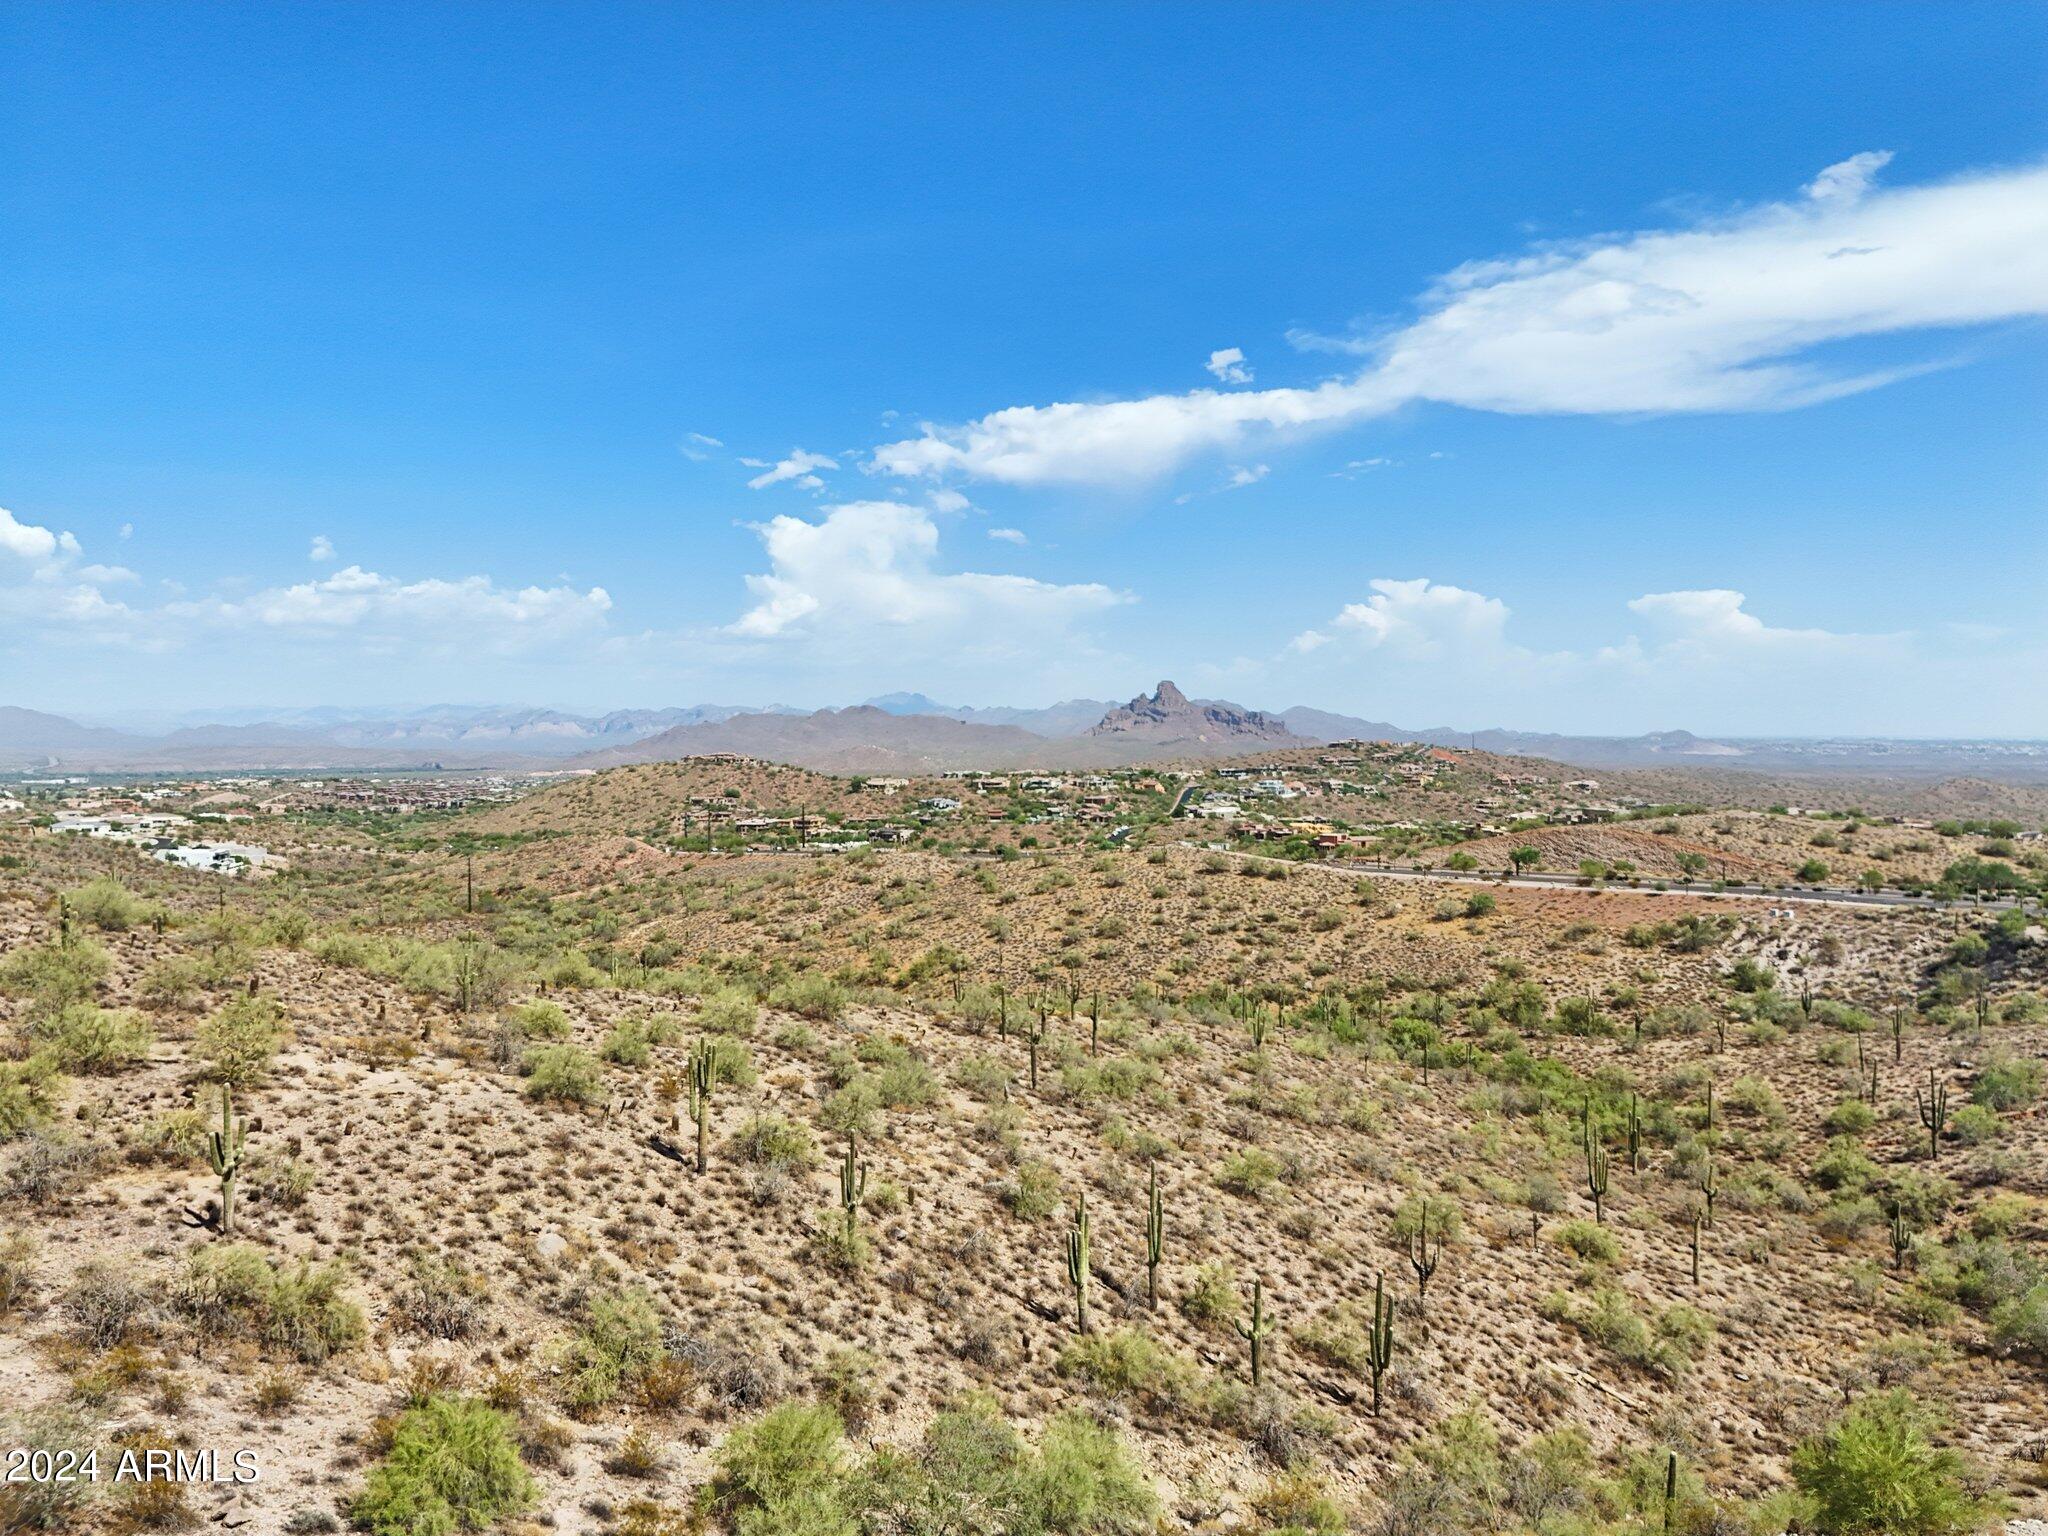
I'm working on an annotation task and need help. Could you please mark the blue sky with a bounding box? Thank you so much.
[4,3,2044,735]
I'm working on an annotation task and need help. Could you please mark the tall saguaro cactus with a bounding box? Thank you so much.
[1143,1164,1164,1307]
[1583,1118,1611,1225]
[1065,1194,1091,1335]
[1915,1067,1949,1160]
[206,1086,249,1236]
[1235,1276,1275,1386]
[1366,1271,1396,1416]
[840,1136,868,1243]
[1407,1207,1445,1324]
[688,1039,717,1174]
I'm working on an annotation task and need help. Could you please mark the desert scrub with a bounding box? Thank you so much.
[397,1254,488,1340]
[173,1244,365,1363]
[61,876,148,931]
[504,998,571,1039]
[352,1394,536,1536]
[195,994,291,1085]
[1970,1055,2042,1111]
[1789,1389,1985,1535]
[1214,1146,1287,1199]
[768,971,848,1022]
[697,989,759,1035]
[1005,1159,1061,1220]
[732,1114,817,1173]
[0,938,110,1014]
[560,1287,667,1411]
[0,1054,64,1142]
[1553,1219,1621,1264]
[708,1397,1156,1535]
[137,955,205,1010]
[1056,1328,1200,1414]
[29,1003,152,1074]
[521,1044,607,1104]
[1180,1261,1240,1327]
[1545,1286,1711,1379]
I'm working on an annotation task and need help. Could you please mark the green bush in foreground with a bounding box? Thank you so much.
[353,1394,535,1536]
[1790,1389,1985,1535]
[706,1396,1156,1536]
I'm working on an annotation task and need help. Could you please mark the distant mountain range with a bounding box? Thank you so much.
[5,694,2045,781]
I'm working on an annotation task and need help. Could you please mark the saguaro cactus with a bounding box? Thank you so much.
[1625,1093,1643,1173]
[1698,1155,1718,1229]
[1889,1207,1914,1271]
[206,1086,248,1236]
[840,1136,868,1242]
[1366,1271,1396,1416]
[1407,1208,1445,1324]
[1689,1212,1701,1285]
[1065,1194,1091,1334]
[1144,1164,1165,1307]
[1915,1068,1949,1160]
[1583,1120,1611,1225]
[1248,1011,1268,1053]
[688,1040,717,1174]
[1235,1276,1275,1385]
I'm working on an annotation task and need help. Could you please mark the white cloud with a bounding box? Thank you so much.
[727,500,1126,651]
[1804,150,1894,204]
[871,156,2048,486]
[927,488,973,514]
[75,564,139,585]
[1624,589,1877,654]
[0,505,73,566]
[171,566,612,651]
[679,431,725,461]
[1225,464,1269,489]
[987,527,1028,545]
[309,534,336,562]
[118,522,133,540]
[1307,578,1514,656]
[747,448,838,491]
[1206,346,1253,384]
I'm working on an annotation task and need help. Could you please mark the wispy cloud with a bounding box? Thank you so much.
[746,448,838,491]
[870,155,2048,487]
[309,534,336,562]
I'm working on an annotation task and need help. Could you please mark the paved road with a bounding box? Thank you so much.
[1186,844,2031,914]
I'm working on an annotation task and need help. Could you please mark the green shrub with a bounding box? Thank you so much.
[601,1020,655,1066]
[1214,1147,1287,1199]
[1005,1160,1061,1221]
[195,995,291,1085]
[560,1288,666,1410]
[505,999,571,1039]
[65,878,147,932]
[1822,1100,1877,1137]
[1056,1328,1198,1412]
[521,1045,607,1105]
[1971,1057,2042,1111]
[0,940,110,1015]
[352,1394,536,1536]
[1790,1390,1983,1535]
[698,990,759,1035]
[768,972,848,1023]
[0,1055,65,1142]
[1948,1104,2000,1146]
[707,1400,851,1534]
[31,1003,152,1074]
[173,1243,365,1363]
[733,1114,817,1172]
[1554,1219,1621,1264]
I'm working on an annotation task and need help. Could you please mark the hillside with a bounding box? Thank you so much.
[1,830,2044,1534]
